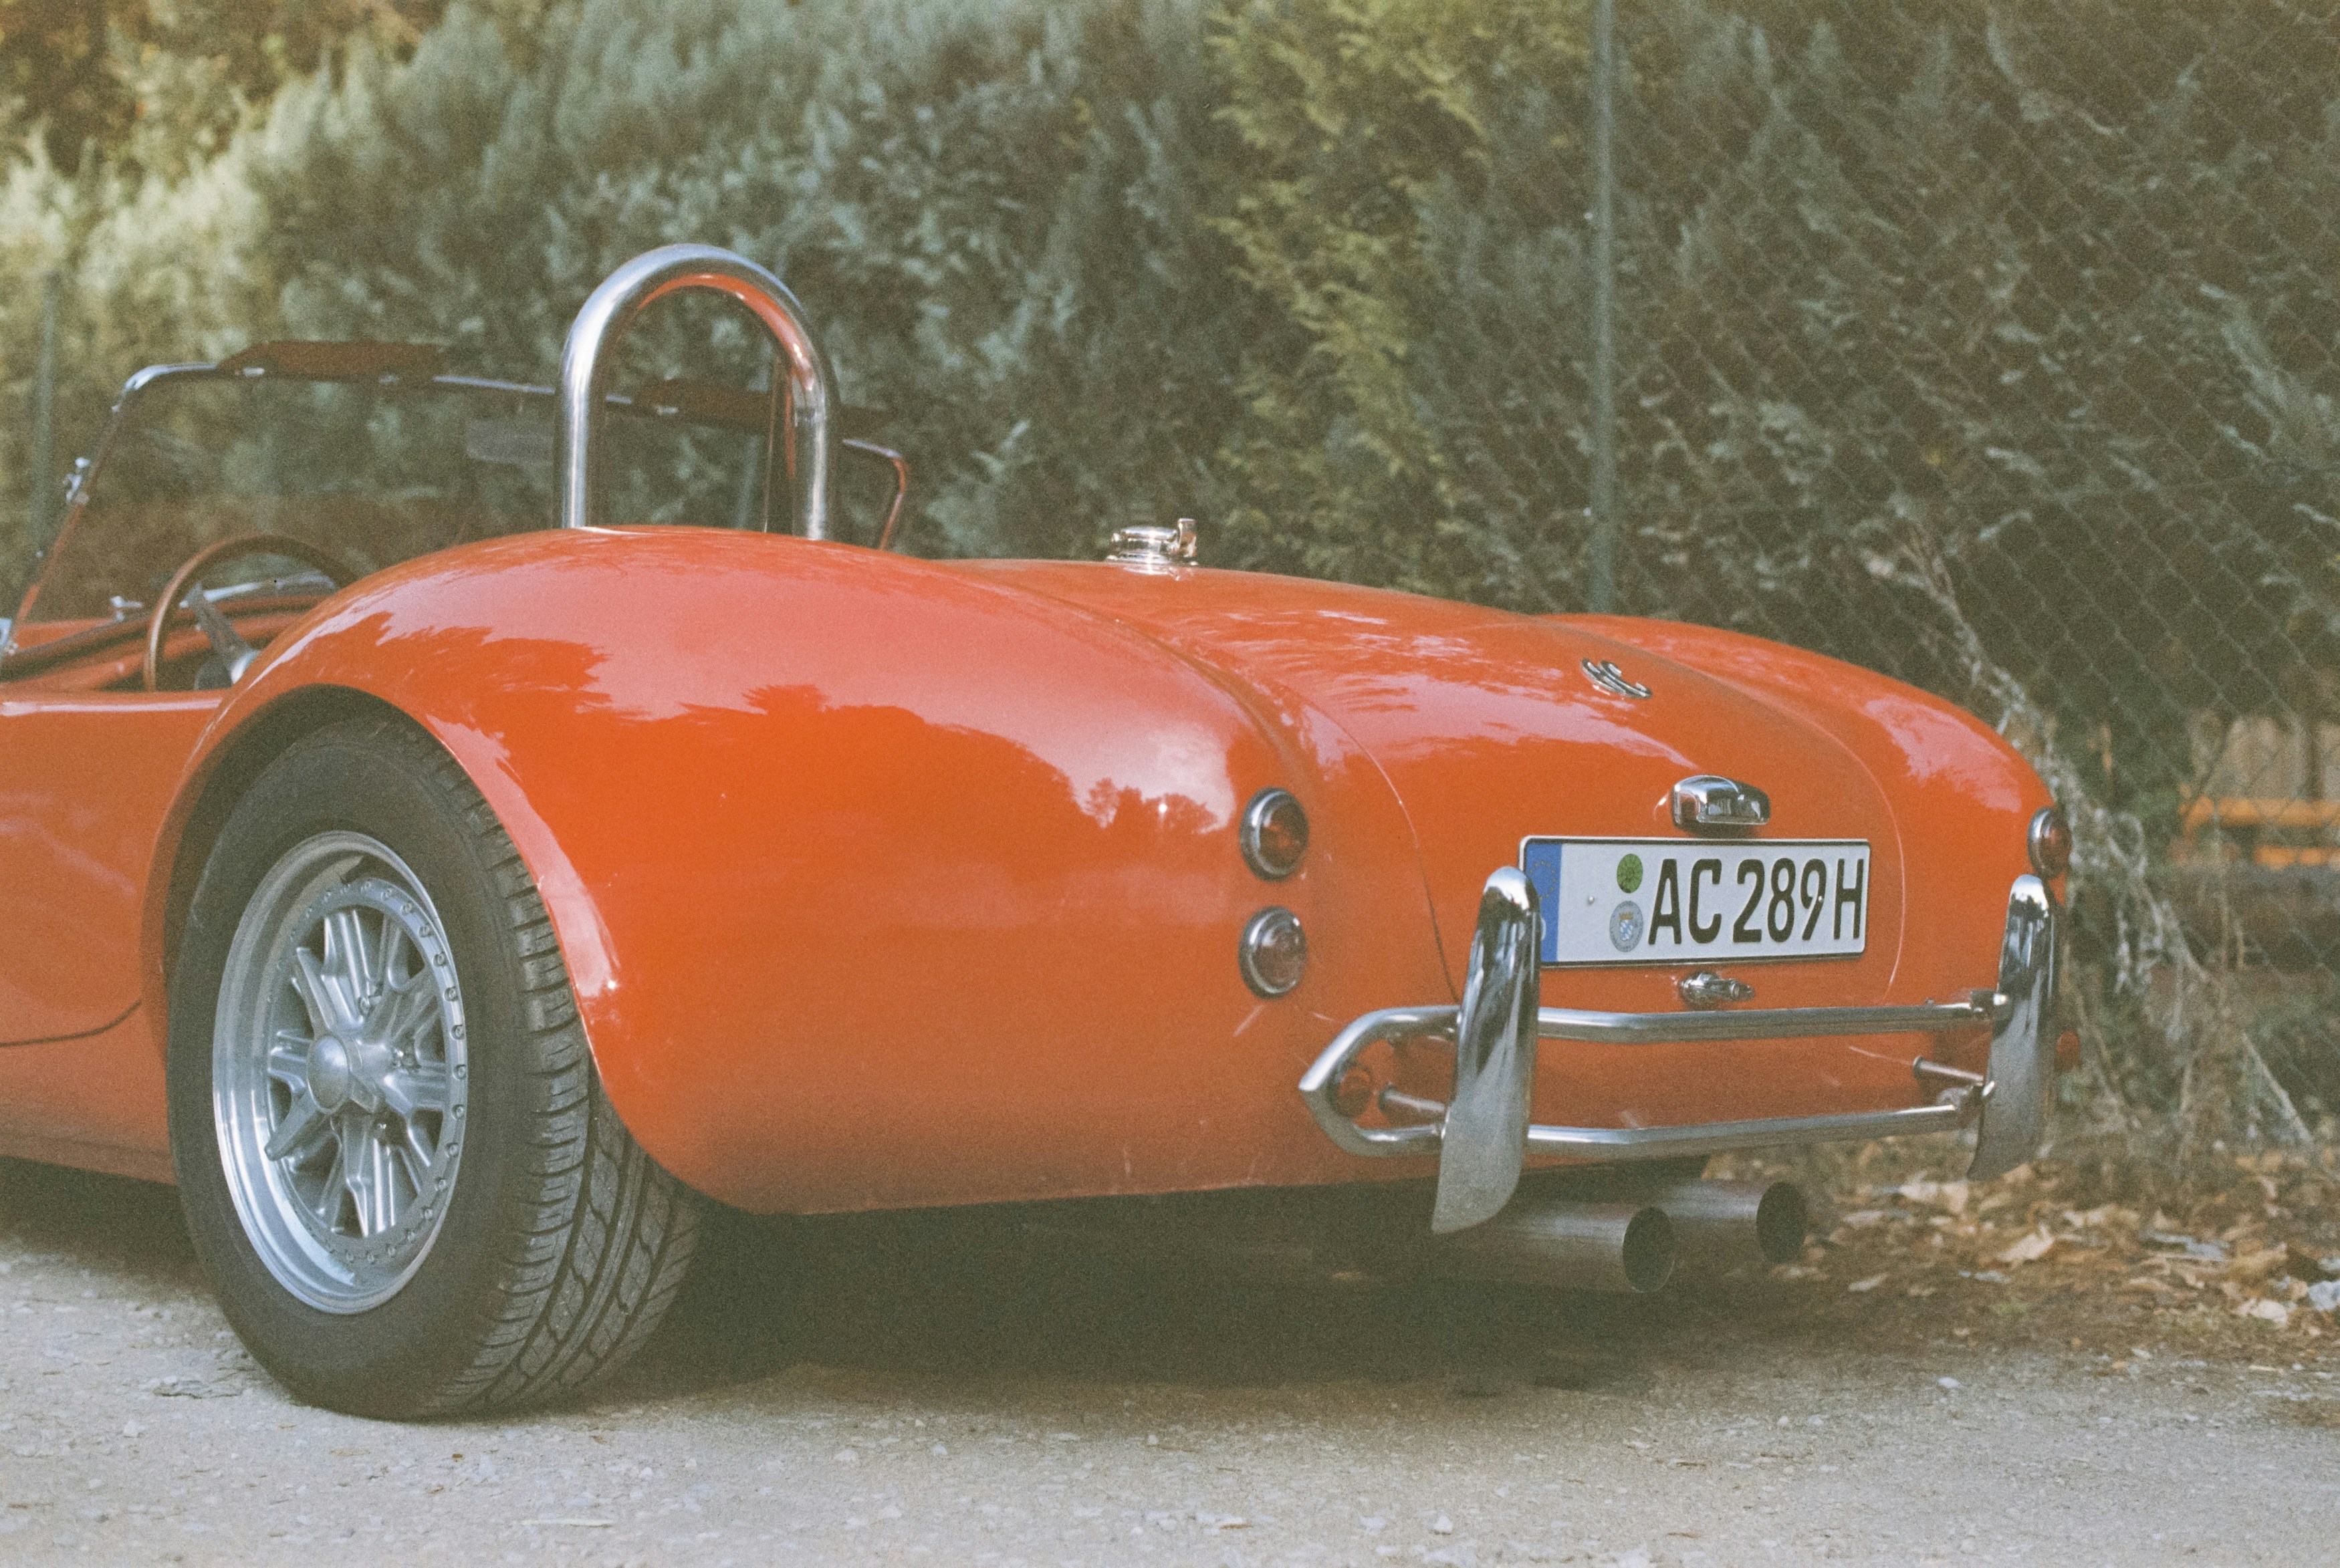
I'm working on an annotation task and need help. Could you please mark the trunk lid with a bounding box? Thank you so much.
[957,562,1906,1017]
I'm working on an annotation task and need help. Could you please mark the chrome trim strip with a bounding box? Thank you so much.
[1522,1099,1972,1160]
[1537,996,1994,1043]
[1296,869,2057,1209]
[1431,868,1542,1233]
[558,243,836,539]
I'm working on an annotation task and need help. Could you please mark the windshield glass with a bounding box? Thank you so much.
[25,372,776,626]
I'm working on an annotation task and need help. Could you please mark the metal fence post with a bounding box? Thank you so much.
[1585,0,1619,614]
[29,269,60,553]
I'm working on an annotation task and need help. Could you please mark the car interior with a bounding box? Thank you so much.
[1,344,907,694]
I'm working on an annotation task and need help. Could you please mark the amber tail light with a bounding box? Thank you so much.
[1240,788,1309,880]
[1238,907,1307,997]
[2028,806,2073,880]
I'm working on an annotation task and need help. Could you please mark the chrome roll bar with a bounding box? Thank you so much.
[1298,871,2059,1232]
[558,243,837,538]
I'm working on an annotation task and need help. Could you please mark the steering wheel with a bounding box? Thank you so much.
[143,531,358,692]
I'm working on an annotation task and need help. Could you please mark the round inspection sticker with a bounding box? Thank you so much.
[1609,899,1645,952]
[1616,853,1643,894]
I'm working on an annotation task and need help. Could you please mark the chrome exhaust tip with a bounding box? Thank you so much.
[1645,1178,1808,1271]
[1432,1200,1676,1295]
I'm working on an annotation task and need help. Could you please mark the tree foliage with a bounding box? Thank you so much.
[1207,0,1585,598]
[0,0,462,174]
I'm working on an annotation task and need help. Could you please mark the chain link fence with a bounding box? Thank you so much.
[1557,0,2340,1148]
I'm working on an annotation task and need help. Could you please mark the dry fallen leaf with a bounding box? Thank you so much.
[1900,1179,1970,1217]
[2236,1298,2292,1328]
[2228,1246,2290,1283]
[1998,1230,2056,1265]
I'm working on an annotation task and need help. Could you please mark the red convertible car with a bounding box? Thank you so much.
[0,246,2065,1417]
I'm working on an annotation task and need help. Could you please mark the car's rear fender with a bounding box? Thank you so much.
[146,528,1455,1212]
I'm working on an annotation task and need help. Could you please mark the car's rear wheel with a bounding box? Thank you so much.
[168,715,699,1417]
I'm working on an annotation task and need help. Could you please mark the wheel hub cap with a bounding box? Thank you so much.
[307,1035,354,1112]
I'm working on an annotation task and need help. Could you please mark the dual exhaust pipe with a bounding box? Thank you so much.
[1430,1178,1808,1295]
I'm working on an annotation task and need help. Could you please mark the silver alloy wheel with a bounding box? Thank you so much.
[213,830,469,1313]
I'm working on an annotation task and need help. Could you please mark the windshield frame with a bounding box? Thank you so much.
[9,361,578,638]
[5,354,906,663]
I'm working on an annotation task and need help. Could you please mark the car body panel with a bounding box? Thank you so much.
[1,525,2053,1216]
[0,1003,172,1180]
[0,694,215,1045]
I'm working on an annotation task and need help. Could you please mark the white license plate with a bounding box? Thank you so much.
[1520,837,1871,966]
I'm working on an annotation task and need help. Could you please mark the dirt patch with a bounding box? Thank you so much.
[2274,1396,2340,1430]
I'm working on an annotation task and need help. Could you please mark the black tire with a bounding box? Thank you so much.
[167,715,699,1418]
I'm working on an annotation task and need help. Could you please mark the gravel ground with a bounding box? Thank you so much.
[3,1156,2337,1567]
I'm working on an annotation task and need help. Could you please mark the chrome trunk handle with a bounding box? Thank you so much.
[558,243,837,539]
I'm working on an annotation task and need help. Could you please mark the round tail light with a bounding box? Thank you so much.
[1240,788,1309,880]
[2028,806,2072,880]
[1238,906,1307,997]
[1332,1066,1377,1118]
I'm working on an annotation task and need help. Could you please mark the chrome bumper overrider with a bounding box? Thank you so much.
[1299,871,2058,1233]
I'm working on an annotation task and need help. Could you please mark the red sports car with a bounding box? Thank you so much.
[0,245,2064,1417]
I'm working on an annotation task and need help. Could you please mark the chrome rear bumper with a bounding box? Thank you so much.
[1298,872,2057,1233]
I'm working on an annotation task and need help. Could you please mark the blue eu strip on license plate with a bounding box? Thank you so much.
[1519,837,1871,966]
